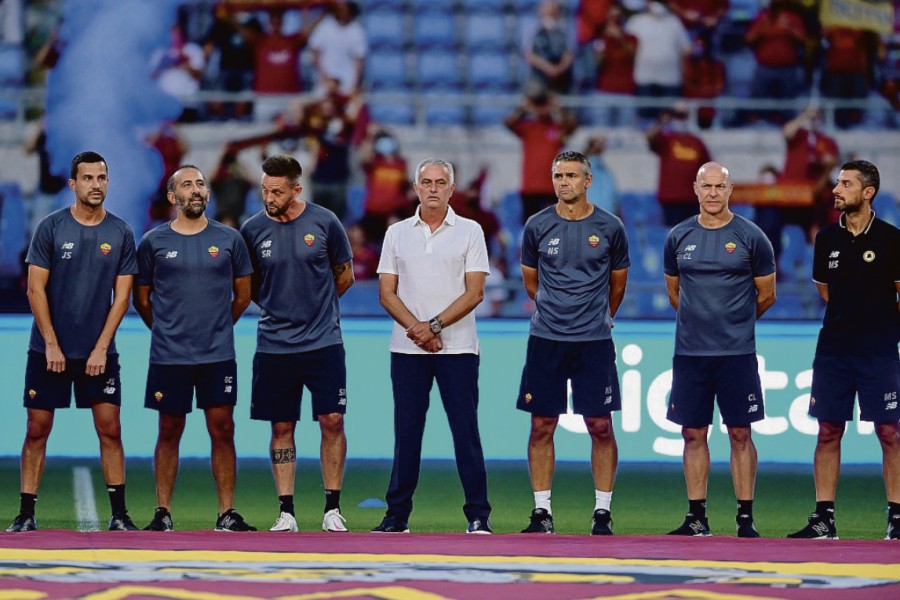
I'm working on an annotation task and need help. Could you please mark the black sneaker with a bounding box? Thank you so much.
[787,511,837,539]
[109,512,139,531]
[591,509,613,535]
[668,513,712,536]
[521,508,555,533]
[736,514,760,538]
[144,507,174,531]
[371,515,410,533]
[466,518,493,534]
[215,509,257,532]
[6,513,36,532]
[885,514,899,540]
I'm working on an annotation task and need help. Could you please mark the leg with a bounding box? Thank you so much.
[270,421,297,496]
[153,413,187,509]
[205,405,237,514]
[21,409,54,494]
[92,402,125,485]
[876,421,900,502]
[584,415,617,493]
[527,416,559,492]
[682,426,710,500]
[318,413,346,491]
[727,426,758,501]
[435,354,490,521]
[813,421,846,501]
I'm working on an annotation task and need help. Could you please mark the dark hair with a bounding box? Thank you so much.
[346,1,360,19]
[166,164,204,194]
[262,155,303,186]
[552,151,591,175]
[841,159,880,199]
[70,151,107,179]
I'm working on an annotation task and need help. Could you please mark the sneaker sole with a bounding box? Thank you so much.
[323,527,349,532]
[269,527,299,532]
[466,530,492,535]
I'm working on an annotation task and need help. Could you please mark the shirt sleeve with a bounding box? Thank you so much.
[376,225,398,275]
[749,226,776,277]
[662,228,679,276]
[326,213,353,266]
[610,221,631,270]
[135,232,154,287]
[465,222,491,274]
[811,229,828,284]
[25,217,54,269]
[521,220,539,269]
[118,224,139,276]
[231,230,254,278]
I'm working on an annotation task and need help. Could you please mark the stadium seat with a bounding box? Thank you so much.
[412,11,459,49]
[727,0,761,21]
[467,51,516,91]
[464,14,511,51]
[469,94,514,126]
[345,184,366,225]
[459,0,508,13]
[368,101,415,125]
[0,44,24,86]
[364,12,408,50]
[0,182,27,277]
[410,0,457,11]
[730,203,756,221]
[366,0,410,11]
[366,50,411,91]
[421,91,467,126]
[417,50,464,90]
[778,224,809,283]
[619,191,662,227]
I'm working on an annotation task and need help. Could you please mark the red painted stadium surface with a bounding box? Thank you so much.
[1,530,899,599]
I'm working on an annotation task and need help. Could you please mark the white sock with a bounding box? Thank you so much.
[534,490,552,514]
[595,490,612,512]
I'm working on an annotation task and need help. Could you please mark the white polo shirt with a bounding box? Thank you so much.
[378,206,490,355]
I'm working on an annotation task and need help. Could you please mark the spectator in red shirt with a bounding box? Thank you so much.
[359,127,411,241]
[505,92,578,222]
[682,37,725,128]
[744,0,806,123]
[646,103,712,226]
[820,26,883,128]
[669,0,728,57]
[590,4,638,126]
[347,223,379,281]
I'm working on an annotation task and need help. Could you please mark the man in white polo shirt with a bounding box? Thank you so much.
[371,158,493,534]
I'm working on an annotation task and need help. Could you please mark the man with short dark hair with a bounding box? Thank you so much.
[240,155,354,533]
[664,161,776,538]
[135,165,256,532]
[788,160,900,540]
[518,150,630,535]
[8,151,138,532]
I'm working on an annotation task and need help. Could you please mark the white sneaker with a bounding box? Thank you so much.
[322,508,348,532]
[269,511,298,532]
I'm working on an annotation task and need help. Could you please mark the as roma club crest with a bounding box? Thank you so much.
[154,391,163,402]
[28,389,37,399]
[588,235,600,248]
[725,242,736,254]
[99,243,112,256]
[208,245,219,258]
[304,234,315,247]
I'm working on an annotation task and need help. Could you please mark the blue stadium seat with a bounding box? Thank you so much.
[0,44,24,86]
[730,203,756,221]
[410,0,458,11]
[728,0,761,21]
[366,50,411,91]
[364,12,408,50]
[469,95,514,126]
[366,0,410,11]
[368,101,415,125]
[619,191,662,227]
[345,184,366,225]
[422,91,467,126]
[0,182,27,277]
[417,50,464,90]
[459,0,508,12]
[464,14,511,51]
[467,51,516,91]
[412,11,459,49]
[779,224,809,282]
[876,191,899,227]
[724,50,756,98]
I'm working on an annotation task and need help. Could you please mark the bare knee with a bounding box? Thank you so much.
[875,422,900,448]
[681,426,708,447]
[728,426,752,451]
[817,421,846,446]
[207,417,234,446]
[25,411,53,444]
[585,416,614,441]
[529,416,558,444]
[318,413,345,439]
[271,421,296,445]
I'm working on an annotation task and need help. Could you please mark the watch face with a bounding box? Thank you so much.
[430,321,441,334]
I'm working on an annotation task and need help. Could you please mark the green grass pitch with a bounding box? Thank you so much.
[0,458,891,539]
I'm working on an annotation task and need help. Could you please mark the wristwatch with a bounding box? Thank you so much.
[429,317,444,335]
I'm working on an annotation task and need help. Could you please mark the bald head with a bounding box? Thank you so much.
[696,161,730,183]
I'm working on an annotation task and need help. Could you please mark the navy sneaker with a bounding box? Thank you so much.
[787,511,837,539]
[215,509,257,532]
[371,514,410,533]
[109,513,138,531]
[668,513,712,536]
[885,514,899,540]
[466,518,493,534]
[591,509,613,535]
[144,507,174,531]
[521,508,555,533]
[736,514,760,538]
[6,513,37,532]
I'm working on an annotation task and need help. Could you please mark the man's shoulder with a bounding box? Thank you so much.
[239,211,268,235]
[99,210,136,237]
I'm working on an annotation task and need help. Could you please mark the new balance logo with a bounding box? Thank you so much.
[829,251,840,258]
[548,238,560,246]
[689,521,705,534]
[165,251,178,259]
[887,402,898,410]
[103,386,116,395]
[812,522,830,536]
[261,240,273,249]
[61,242,74,250]
[685,245,697,251]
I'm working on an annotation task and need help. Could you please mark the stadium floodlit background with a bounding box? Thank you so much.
[0,0,897,465]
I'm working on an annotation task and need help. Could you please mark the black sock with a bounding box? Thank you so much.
[689,499,707,519]
[737,499,753,517]
[19,493,36,516]
[324,489,341,512]
[107,484,126,516]
[815,501,835,515]
[279,495,295,516]
[888,502,900,518]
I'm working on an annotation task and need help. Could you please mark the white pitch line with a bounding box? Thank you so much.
[73,466,100,532]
